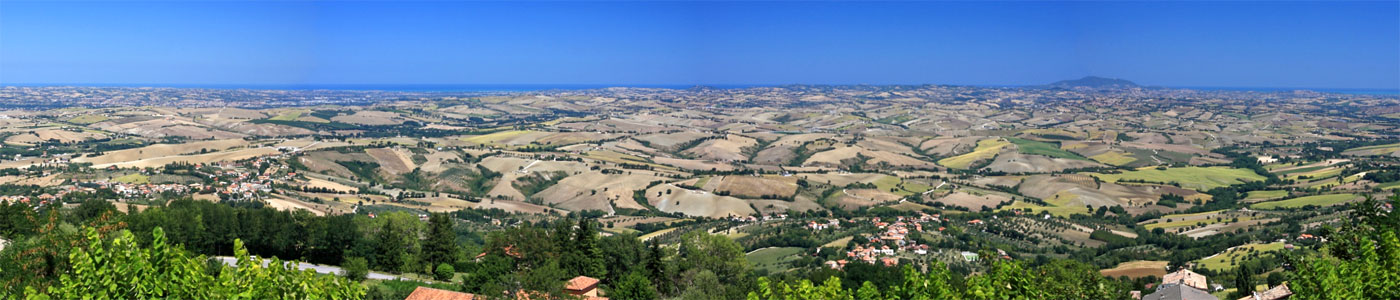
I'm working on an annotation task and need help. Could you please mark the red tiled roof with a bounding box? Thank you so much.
[404,286,475,300]
[566,276,600,291]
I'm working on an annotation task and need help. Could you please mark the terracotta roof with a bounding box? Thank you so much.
[566,276,601,291]
[1162,269,1209,291]
[1236,283,1292,300]
[404,286,475,300]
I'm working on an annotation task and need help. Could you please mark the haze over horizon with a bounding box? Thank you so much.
[2,1,1397,90]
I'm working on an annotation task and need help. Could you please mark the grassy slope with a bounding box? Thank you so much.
[938,138,1011,169]
[1251,193,1359,209]
[1007,137,1089,160]
[1087,166,1266,191]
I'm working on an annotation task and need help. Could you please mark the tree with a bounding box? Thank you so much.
[1266,272,1285,287]
[610,271,658,300]
[375,219,407,273]
[343,257,369,282]
[561,218,606,278]
[422,213,459,267]
[645,240,674,296]
[856,281,882,300]
[681,270,723,300]
[1289,196,1400,300]
[42,227,364,299]
[1233,261,1256,298]
[599,233,646,285]
[677,231,749,280]
[434,263,455,282]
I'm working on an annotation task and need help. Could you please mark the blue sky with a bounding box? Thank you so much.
[1,1,1396,89]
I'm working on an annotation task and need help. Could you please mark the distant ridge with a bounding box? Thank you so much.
[1047,76,1139,88]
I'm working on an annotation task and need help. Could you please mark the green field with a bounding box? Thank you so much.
[1245,190,1289,201]
[461,130,535,144]
[1343,143,1400,156]
[1007,137,1088,160]
[1087,167,1266,191]
[939,138,1011,169]
[1195,242,1286,271]
[1286,167,1343,181]
[1379,181,1400,190]
[998,190,1089,217]
[873,175,932,196]
[1089,151,1137,166]
[113,173,150,184]
[269,110,306,121]
[67,114,110,125]
[747,247,806,273]
[1276,165,1326,175]
[1144,216,1253,230]
[1251,194,1359,209]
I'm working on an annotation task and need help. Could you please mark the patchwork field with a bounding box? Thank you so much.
[74,139,251,166]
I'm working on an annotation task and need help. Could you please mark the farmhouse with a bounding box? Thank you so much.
[564,276,606,299]
[1161,269,1209,291]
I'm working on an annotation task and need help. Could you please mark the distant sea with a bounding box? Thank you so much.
[7,83,1398,95]
[1177,86,1400,96]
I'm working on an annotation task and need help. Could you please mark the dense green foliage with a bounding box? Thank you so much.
[22,227,363,299]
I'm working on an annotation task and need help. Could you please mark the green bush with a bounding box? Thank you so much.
[343,257,369,281]
[433,263,455,282]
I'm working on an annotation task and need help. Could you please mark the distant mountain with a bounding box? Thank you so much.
[1047,76,1139,88]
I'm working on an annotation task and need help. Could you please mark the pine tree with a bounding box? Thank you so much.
[422,213,458,267]
[573,218,606,278]
[375,220,405,273]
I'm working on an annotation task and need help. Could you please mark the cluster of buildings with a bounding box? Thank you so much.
[1133,269,1292,300]
[403,275,608,300]
[826,214,943,269]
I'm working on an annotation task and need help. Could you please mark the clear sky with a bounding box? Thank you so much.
[1,1,1397,89]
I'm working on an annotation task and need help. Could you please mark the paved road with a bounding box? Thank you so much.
[213,256,406,280]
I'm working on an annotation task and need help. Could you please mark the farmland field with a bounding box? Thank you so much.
[1195,242,1287,271]
[1007,137,1087,160]
[1099,260,1167,278]
[1341,143,1400,156]
[1251,194,1359,209]
[1089,151,1137,166]
[747,247,806,273]
[938,138,1011,169]
[1244,190,1289,202]
[1086,166,1266,191]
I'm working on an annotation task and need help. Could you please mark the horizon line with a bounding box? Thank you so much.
[3,82,1399,93]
